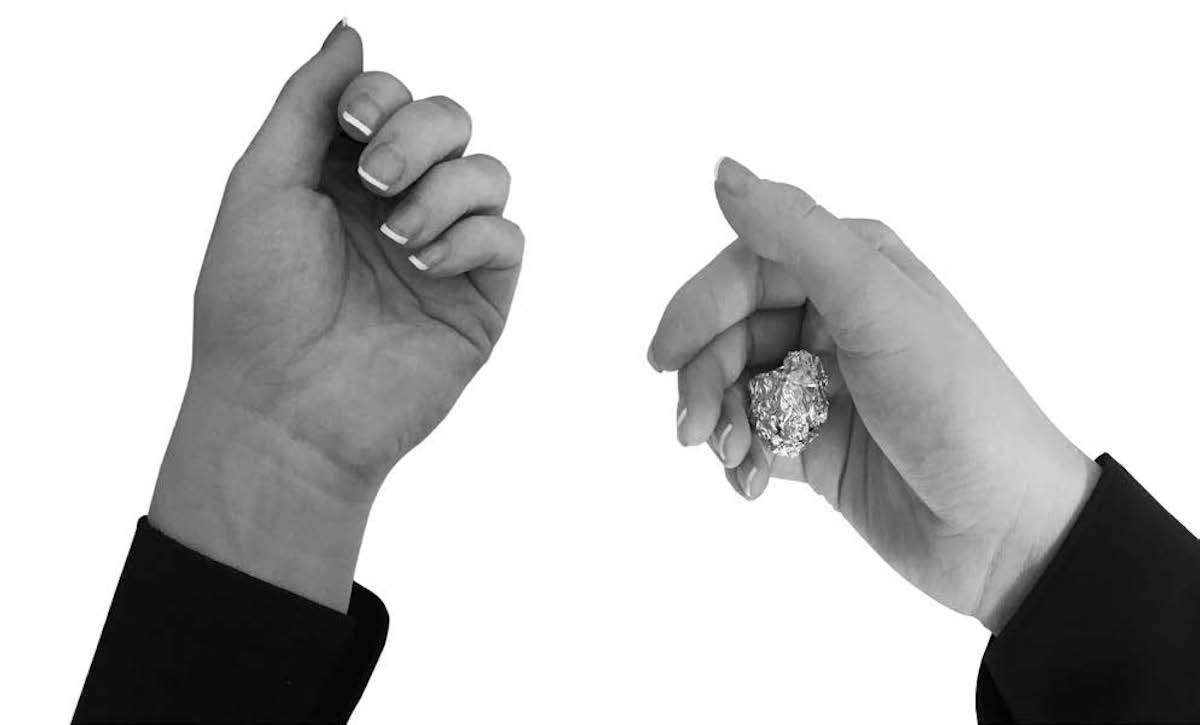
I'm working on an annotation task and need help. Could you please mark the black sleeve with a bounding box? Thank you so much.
[976,454,1200,723]
[73,517,388,724]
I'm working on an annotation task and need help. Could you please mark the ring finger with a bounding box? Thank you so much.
[379,154,510,249]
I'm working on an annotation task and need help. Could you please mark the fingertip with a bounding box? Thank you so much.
[357,165,390,192]
[743,464,767,500]
[647,343,663,373]
[321,18,346,48]
[714,156,758,198]
[342,107,373,135]
[321,19,362,62]
[722,418,752,469]
[725,467,748,499]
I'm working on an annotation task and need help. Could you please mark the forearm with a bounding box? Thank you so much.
[149,382,375,612]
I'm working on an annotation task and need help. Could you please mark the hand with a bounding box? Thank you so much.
[149,22,522,610]
[647,158,1098,632]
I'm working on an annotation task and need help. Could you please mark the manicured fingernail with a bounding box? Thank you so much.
[342,93,380,137]
[676,407,688,441]
[715,422,733,461]
[358,166,389,191]
[358,145,404,192]
[382,205,424,247]
[324,18,350,47]
[409,243,447,272]
[342,110,373,137]
[379,223,407,245]
[715,156,756,198]
[342,111,372,137]
[714,156,727,180]
[744,466,761,499]
[647,345,662,372]
[708,436,725,463]
[323,18,349,47]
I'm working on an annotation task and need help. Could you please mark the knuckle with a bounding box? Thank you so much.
[470,153,511,188]
[848,218,901,250]
[505,218,525,249]
[426,95,472,134]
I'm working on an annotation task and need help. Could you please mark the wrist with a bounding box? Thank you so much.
[975,449,1102,633]
[149,382,376,612]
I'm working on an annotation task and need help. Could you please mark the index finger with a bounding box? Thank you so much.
[647,241,807,373]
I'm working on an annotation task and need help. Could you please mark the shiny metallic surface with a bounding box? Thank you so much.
[749,350,830,457]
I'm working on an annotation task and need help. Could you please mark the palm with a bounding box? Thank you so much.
[194,137,506,486]
[767,308,1003,614]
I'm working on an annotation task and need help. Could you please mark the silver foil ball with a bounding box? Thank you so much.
[749,350,830,457]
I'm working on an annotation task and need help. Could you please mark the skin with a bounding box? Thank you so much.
[149,22,523,612]
[648,158,1100,632]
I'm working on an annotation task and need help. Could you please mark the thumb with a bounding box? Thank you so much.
[713,157,922,357]
[235,21,363,189]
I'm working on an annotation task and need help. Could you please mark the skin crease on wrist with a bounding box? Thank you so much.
[148,21,523,612]
[648,157,1101,634]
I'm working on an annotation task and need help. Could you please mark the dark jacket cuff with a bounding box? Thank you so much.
[73,517,387,724]
[976,454,1200,723]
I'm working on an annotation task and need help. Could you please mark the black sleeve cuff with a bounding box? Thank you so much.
[976,454,1200,723]
[74,517,388,724]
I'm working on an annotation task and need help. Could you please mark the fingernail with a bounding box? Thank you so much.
[715,156,756,198]
[744,466,763,500]
[358,166,390,192]
[676,407,688,441]
[379,223,408,245]
[382,205,424,247]
[343,111,372,136]
[714,156,727,181]
[647,344,662,372]
[708,434,726,464]
[727,468,749,499]
[407,244,447,272]
[358,145,404,192]
[323,18,349,47]
[715,422,733,461]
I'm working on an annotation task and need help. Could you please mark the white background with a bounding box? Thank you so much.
[5,2,1199,722]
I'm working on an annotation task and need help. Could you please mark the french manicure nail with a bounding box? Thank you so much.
[358,166,389,192]
[708,436,725,463]
[358,145,404,193]
[715,156,756,198]
[342,111,373,137]
[380,223,408,245]
[323,18,349,47]
[408,254,429,271]
[715,422,733,461]
[713,156,727,181]
[745,466,761,499]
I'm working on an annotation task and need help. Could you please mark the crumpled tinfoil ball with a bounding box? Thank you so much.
[749,350,830,457]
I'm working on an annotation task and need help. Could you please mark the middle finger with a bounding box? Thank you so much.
[648,241,809,374]
[356,95,472,196]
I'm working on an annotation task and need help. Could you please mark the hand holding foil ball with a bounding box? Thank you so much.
[646,158,1100,633]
